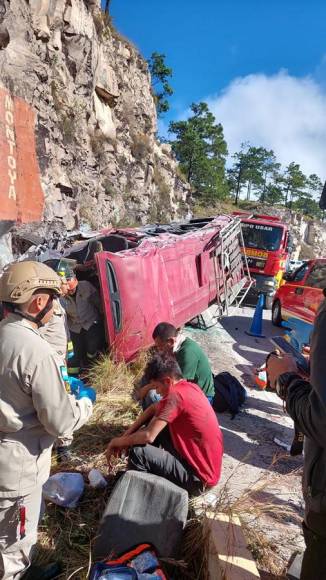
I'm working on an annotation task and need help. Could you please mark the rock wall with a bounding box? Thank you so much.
[246,205,326,259]
[0,0,190,235]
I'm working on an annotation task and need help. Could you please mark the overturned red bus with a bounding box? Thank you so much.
[62,215,251,360]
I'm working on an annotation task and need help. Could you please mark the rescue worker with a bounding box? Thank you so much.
[39,259,72,364]
[39,259,75,462]
[61,269,104,374]
[0,261,93,580]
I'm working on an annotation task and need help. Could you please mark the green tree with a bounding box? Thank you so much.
[242,146,274,201]
[307,173,323,198]
[281,162,306,208]
[227,143,250,204]
[264,183,284,205]
[104,0,111,13]
[228,144,279,204]
[258,150,281,203]
[169,102,229,201]
[292,174,323,218]
[147,52,173,115]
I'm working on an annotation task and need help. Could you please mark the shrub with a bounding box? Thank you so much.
[102,178,117,198]
[131,132,152,160]
[175,164,188,183]
[58,113,75,143]
[93,11,112,41]
[153,166,170,197]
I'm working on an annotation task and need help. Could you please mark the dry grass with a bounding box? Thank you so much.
[36,353,147,579]
[36,353,297,579]
[184,468,300,580]
[130,131,152,161]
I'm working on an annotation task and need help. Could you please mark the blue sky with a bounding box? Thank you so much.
[108,1,326,179]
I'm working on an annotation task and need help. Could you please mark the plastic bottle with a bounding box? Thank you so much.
[88,468,107,488]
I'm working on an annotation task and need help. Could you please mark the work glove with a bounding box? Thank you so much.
[68,377,84,396]
[67,377,96,403]
[76,386,97,403]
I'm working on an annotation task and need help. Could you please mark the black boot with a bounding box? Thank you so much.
[290,428,304,456]
[22,562,62,580]
[56,445,72,463]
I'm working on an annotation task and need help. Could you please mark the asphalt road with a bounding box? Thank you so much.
[184,304,304,571]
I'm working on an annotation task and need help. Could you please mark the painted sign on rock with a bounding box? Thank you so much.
[0,87,44,223]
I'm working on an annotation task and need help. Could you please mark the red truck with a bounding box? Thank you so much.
[271,258,326,351]
[63,215,251,360]
[234,212,292,308]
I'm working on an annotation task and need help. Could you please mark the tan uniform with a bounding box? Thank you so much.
[39,300,73,448]
[0,314,93,579]
[39,300,69,362]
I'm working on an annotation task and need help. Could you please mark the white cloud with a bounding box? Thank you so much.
[206,70,326,180]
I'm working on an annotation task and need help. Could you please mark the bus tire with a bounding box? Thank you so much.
[265,295,273,310]
[272,300,282,326]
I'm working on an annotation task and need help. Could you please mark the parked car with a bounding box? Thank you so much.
[272,258,326,349]
[286,259,305,274]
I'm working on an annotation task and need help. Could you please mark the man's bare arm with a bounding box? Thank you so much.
[135,382,156,401]
[106,417,167,461]
[123,402,158,435]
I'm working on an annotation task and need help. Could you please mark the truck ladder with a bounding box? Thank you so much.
[212,217,253,317]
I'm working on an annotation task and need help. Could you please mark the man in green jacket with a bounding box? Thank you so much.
[137,322,215,407]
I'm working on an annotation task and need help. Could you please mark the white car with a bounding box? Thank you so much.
[287,259,305,274]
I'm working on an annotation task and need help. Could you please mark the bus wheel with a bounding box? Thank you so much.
[265,295,273,310]
[272,300,282,326]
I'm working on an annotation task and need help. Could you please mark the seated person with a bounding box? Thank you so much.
[106,354,223,494]
[137,322,215,407]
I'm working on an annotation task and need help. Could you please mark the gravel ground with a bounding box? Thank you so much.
[184,304,305,573]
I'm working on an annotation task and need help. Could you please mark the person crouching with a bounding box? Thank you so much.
[106,354,223,495]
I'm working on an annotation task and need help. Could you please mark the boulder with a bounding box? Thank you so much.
[93,92,116,140]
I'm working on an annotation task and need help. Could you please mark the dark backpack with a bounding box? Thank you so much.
[213,372,246,418]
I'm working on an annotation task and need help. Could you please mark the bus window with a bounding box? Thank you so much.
[106,260,122,331]
[242,223,283,251]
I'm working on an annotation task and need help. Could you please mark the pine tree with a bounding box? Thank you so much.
[148,52,173,115]
[169,102,228,201]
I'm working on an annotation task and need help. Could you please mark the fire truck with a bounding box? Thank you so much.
[234,212,292,308]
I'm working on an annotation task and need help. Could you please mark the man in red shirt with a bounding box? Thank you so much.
[106,355,223,493]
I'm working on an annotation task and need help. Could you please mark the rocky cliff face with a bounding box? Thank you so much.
[0,0,190,235]
[245,205,326,259]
